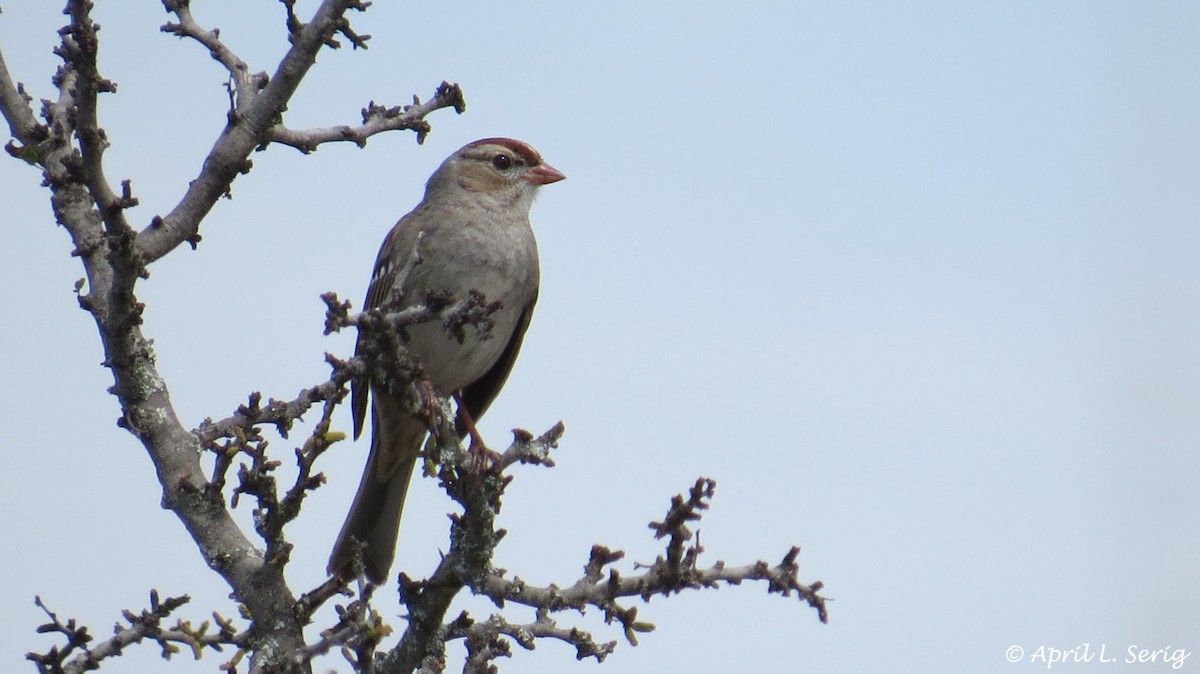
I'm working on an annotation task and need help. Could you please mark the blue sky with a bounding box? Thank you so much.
[2,2,1198,672]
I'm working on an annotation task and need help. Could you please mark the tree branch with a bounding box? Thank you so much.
[354,472,825,673]
[451,481,827,671]
[62,0,126,222]
[160,0,266,114]
[0,49,48,154]
[3,3,408,672]
[136,0,459,264]
[376,424,566,673]
[195,353,360,446]
[27,593,246,674]
[265,83,467,152]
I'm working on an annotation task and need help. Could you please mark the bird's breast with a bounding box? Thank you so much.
[395,219,539,391]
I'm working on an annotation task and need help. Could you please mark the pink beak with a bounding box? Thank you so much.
[527,163,566,185]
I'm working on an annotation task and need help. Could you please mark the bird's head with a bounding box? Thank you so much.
[426,138,565,212]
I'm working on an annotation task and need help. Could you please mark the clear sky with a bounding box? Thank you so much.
[2,2,1198,673]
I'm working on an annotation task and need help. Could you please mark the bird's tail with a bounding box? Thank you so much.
[328,397,424,583]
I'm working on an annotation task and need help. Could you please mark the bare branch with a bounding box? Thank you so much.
[266,82,467,152]
[281,0,373,49]
[135,0,443,265]
[17,5,327,672]
[160,0,266,113]
[337,412,560,672]
[62,0,125,221]
[449,611,618,667]
[0,50,48,153]
[195,353,359,445]
[27,593,245,674]
[303,579,389,669]
[40,62,108,268]
[457,481,828,663]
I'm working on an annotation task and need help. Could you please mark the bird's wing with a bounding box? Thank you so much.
[456,291,538,434]
[351,220,412,439]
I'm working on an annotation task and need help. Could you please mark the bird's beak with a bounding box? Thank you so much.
[527,163,566,185]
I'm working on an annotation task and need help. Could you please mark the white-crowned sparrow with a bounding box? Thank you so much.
[328,138,565,582]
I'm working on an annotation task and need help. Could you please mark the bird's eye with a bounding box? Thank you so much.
[491,154,512,170]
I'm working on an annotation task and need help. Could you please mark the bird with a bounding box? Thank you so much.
[327,138,565,583]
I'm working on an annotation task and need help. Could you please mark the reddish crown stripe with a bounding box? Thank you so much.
[467,137,543,166]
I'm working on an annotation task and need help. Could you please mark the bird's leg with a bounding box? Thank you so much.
[415,379,444,429]
[452,391,487,449]
[452,392,501,468]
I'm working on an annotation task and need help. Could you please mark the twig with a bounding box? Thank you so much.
[195,353,359,445]
[0,50,48,152]
[27,593,244,674]
[136,0,457,264]
[160,0,266,113]
[266,82,466,152]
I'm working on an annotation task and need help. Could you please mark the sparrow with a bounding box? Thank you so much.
[328,138,564,583]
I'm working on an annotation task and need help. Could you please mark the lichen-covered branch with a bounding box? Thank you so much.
[301,310,826,672]
[452,479,828,671]
[378,423,569,674]
[27,593,246,674]
[332,469,826,673]
[195,354,360,447]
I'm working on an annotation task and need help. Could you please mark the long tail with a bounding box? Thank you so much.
[328,395,424,582]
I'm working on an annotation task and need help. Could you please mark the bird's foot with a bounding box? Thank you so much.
[467,433,502,472]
